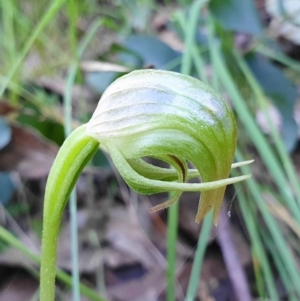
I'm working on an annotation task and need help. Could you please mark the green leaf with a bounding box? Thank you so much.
[120,35,181,70]
[92,149,110,168]
[85,71,119,95]
[0,172,15,205]
[0,118,12,150]
[209,0,262,35]
[246,54,298,151]
[17,102,65,145]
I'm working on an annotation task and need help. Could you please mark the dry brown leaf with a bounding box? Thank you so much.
[217,206,252,301]
[256,103,281,134]
[0,271,38,301]
[0,124,58,179]
[0,102,19,116]
[266,0,300,45]
[106,268,166,301]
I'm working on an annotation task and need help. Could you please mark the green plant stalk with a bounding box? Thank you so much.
[39,131,249,301]
[166,201,179,301]
[40,125,99,301]
[165,156,187,301]
[0,225,106,301]
[185,212,213,301]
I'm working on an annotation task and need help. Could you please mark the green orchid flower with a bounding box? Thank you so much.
[40,69,252,301]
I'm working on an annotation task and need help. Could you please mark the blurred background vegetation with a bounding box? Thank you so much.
[0,0,300,300]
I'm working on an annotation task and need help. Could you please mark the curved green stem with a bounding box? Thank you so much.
[40,124,99,301]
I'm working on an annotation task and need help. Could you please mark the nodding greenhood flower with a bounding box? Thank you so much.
[40,69,252,301]
[86,69,252,223]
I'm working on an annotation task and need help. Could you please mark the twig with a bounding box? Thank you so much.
[217,205,252,301]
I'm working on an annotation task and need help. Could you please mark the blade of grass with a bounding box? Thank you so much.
[166,202,179,301]
[1,0,21,104]
[2,0,17,63]
[166,3,208,300]
[0,0,67,98]
[191,46,209,84]
[174,10,209,84]
[68,190,80,301]
[173,4,213,301]
[10,6,71,68]
[180,0,208,75]
[234,50,300,218]
[68,0,79,57]
[254,43,300,74]
[235,150,300,297]
[208,14,300,297]
[207,14,297,221]
[185,212,213,301]
[64,18,103,301]
[0,225,107,301]
[267,198,300,239]
[261,230,299,301]
[176,5,220,300]
[234,172,279,300]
